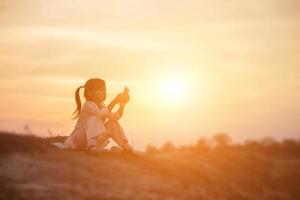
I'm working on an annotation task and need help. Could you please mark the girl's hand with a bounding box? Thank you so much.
[115,93,130,104]
[108,87,130,112]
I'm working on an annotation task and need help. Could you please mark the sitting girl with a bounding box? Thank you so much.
[64,78,133,153]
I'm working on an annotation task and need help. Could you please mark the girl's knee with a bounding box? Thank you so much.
[86,116,107,138]
[106,120,121,128]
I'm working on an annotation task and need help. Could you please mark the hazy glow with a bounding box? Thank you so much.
[0,0,300,150]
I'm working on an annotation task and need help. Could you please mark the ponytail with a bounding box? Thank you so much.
[72,85,85,119]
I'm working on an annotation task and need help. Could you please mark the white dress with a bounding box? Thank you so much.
[64,101,126,150]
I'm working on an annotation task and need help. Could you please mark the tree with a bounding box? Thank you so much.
[195,137,210,152]
[260,136,280,154]
[146,144,158,154]
[282,138,300,155]
[244,139,261,152]
[160,141,176,152]
[213,132,232,148]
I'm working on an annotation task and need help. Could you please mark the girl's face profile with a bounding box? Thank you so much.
[87,87,106,102]
[94,87,106,102]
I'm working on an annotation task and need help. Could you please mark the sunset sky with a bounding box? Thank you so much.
[0,0,299,149]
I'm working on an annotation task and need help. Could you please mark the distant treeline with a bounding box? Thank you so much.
[3,128,299,156]
[146,132,300,157]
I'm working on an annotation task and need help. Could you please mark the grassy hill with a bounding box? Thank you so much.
[0,132,299,200]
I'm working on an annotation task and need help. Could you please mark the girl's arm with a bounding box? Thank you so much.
[115,103,126,119]
[108,87,129,112]
[108,94,129,120]
[84,101,127,121]
[107,97,118,112]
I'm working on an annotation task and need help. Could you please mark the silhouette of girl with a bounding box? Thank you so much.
[64,78,133,153]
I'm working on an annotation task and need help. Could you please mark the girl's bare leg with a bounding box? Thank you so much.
[105,120,132,151]
[86,116,109,150]
[95,134,110,150]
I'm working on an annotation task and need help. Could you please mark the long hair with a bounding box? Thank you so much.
[72,78,106,119]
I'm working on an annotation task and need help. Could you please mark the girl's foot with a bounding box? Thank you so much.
[122,149,140,158]
[122,148,134,154]
[110,146,122,153]
[87,145,106,154]
[87,145,98,154]
[121,144,139,157]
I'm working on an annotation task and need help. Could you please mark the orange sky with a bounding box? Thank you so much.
[0,0,300,149]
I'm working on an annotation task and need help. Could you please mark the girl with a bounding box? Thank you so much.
[64,78,133,153]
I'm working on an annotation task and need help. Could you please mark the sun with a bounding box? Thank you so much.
[160,77,188,104]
